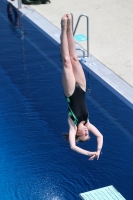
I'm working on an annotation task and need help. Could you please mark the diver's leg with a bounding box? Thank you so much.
[67,14,86,91]
[61,14,75,97]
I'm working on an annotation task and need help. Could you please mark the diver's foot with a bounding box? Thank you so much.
[61,14,67,30]
[67,13,72,31]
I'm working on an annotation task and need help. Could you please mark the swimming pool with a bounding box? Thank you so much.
[0,1,133,199]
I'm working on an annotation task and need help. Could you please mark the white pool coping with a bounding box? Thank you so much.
[79,185,126,200]
[7,0,133,110]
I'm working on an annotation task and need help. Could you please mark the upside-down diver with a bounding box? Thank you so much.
[60,14,103,161]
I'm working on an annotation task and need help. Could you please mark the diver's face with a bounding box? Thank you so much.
[77,127,89,141]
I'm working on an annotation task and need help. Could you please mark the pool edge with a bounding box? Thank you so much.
[8,0,133,110]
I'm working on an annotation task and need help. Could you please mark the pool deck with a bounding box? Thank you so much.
[30,0,133,88]
[8,0,133,109]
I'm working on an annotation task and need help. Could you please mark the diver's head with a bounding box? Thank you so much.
[76,124,90,141]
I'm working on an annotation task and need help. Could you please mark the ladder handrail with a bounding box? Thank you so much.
[73,14,89,57]
[76,48,85,58]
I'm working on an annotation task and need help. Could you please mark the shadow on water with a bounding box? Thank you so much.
[7,2,19,27]
[0,1,133,199]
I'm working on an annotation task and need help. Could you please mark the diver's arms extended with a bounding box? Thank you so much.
[68,117,97,159]
[86,122,103,159]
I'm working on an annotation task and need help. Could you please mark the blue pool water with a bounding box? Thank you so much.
[0,1,133,199]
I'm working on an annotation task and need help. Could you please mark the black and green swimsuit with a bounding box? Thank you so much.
[65,83,89,126]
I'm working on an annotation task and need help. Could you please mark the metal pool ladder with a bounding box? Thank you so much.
[70,13,89,59]
[18,0,22,9]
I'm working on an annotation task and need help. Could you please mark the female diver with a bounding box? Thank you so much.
[61,14,103,161]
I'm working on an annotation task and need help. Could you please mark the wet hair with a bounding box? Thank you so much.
[63,133,90,142]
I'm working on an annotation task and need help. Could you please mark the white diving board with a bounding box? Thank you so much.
[79,185,126,200]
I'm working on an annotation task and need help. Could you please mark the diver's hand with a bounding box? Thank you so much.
[96,148,102,160]
[88,151,97,161]
[89,150,102,160]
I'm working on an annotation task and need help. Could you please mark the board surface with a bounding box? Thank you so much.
[79,185,126,200]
